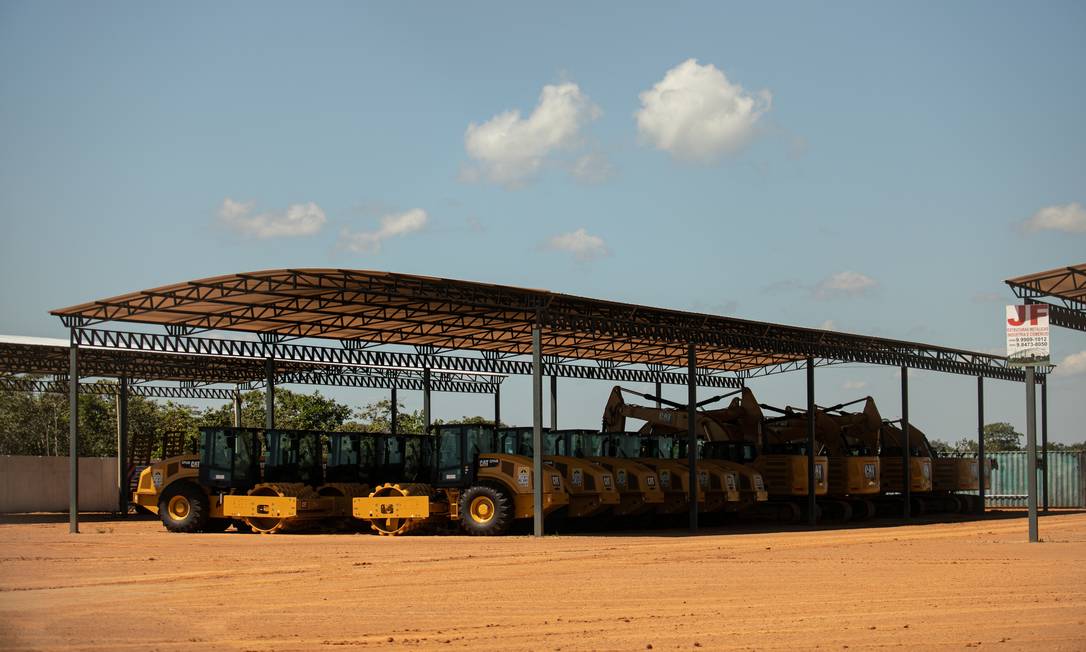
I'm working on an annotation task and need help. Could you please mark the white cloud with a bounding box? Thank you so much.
[464,82,601,186]
[570,151,615,184]
[814,271,877,299]
[636,58,771,163]
[339,209,428,254]
[1021,202,1086,233]
[545,228,609,262]
[217,198,326,238]
[843,380,868,391]
[1054,351,1086,377]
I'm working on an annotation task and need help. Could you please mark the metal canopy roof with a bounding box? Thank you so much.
[0,338,502,396]
[51,268,1034,381]
[1006,263,1086,332]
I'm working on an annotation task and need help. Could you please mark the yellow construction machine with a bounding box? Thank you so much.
[496,427,621,521]
[878,420,987,513]
[876,420,935,514]
[551,429,666,518]
[138,425,569,536]
[134,427,339,534]
[699,387,826,519]
[602,386,766,518]
[353,423,569,535]
[759,398,881,520]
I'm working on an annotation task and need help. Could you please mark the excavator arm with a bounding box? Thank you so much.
[602,386,732,440]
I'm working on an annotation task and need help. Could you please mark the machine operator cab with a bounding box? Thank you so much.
[435,424,499,487]
[198,427,263,491]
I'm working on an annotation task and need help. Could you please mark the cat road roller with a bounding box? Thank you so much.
[134,427,339,534]
[352,423,569,536]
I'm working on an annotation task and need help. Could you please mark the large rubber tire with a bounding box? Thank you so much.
[459,485,513,536]
[158,482,209,533]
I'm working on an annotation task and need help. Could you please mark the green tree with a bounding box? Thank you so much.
[348,399,426,433]
[198,388,352,431]
[983,422,1023,452]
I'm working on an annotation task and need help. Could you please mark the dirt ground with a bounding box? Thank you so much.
[1,511,1084,651]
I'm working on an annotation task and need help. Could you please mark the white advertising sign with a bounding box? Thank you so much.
[1006,304,1050,367]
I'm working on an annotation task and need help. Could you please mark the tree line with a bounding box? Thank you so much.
[0,382,494,457]
[928,422,1085,455]
[1,382,1081,458]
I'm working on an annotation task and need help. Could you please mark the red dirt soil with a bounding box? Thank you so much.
[1,511,1084,651]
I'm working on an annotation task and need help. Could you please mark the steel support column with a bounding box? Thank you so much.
[902,366,911,518]
[687,343,698,532]
[1041,378,1048,513]
[264,357,275,429]
[655,381,662,408]
[391,387,398,435]
[423,367,432,433]
[68,336,79,534]
[494,384,501,427]
[1025,366,1039,542]
[116,377,128,516]
[550,374,558,430]
[532,325,544,537]
[806,357,817,525]
[977,376,986,515]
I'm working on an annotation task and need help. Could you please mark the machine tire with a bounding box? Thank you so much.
[459,485,512,536]
[158,482,208,533]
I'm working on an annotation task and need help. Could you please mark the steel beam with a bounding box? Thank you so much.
[423,367,431,433]
[68,328,742,387]
[1041,378,1048,513]
[532,324,543,537]
[806,357,817,525]
[69,336,79,534]
[687,343,698,532]
[116,377,128,516]
[550,375,558,430]
[391,386,398,435]
[265,357,275,429]
[654,380,662,408]
[1025,366,1038,542]
[494,384,501,427]
[902,366,911,518]
[977,376,985,514]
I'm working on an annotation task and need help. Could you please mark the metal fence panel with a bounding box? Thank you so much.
[980,451,1086,508]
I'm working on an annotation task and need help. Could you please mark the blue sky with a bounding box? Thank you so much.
[1,2,1083,443]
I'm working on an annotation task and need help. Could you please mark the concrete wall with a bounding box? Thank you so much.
[0,456,120,513]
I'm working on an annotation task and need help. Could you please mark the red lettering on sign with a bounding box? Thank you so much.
[1007,304,1048,327]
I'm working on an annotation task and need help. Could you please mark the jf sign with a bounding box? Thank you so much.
[1006,304,1050,367]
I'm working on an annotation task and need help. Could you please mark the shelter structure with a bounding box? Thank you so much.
[1004,263,1084,519]
[48,269,1045,535]
[1006,263,1086,332]
[0,334,504,515]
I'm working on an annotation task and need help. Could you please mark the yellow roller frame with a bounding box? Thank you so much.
[353,496,431,519]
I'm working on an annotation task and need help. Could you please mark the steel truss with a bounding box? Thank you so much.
[50,268,1037,381]
[70,328,744,388]
[0,377,236,400]
[1006,265,1086,332]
